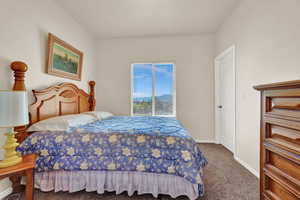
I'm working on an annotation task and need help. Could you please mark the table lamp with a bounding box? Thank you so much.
[0,91,28,168]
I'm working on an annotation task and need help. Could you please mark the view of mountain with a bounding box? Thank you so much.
[156,94,172,102]
[133,94,172,102]
[133,96,152,102]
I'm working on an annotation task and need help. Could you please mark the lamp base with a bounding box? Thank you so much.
[0,130,22,168]
[0,156,22,168]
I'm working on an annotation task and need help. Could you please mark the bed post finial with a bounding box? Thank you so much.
[88,81,96,111]
[11,61,28,91]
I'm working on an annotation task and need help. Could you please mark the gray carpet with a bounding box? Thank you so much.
[8,144,259,200]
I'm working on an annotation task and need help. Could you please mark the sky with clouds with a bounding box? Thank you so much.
[133,63,174,98]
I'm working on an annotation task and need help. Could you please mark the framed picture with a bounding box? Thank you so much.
[47,33,83,81]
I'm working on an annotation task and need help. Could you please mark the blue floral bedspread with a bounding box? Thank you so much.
[18,116,207,196]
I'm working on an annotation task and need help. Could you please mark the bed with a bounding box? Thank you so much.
[10,62,207,200]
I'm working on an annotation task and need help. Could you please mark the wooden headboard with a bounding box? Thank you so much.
[29,82,95,124]
[10,61,96,142]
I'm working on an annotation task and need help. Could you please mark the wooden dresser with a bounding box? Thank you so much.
[254,81,300,200]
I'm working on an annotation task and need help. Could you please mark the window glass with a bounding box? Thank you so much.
[154,64,174,116]
[132,63,175,116]
[132,64,153,115]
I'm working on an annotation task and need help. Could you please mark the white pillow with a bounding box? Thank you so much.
[83,111,114,120]
[27,114,97,132]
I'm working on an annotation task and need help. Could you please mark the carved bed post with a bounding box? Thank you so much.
[88,81,96,111]
[11,61,28,143]
[10,61,28,190]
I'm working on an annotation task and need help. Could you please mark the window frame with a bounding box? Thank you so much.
[130,62,176,117]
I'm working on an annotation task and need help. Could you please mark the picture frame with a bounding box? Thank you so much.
[46,33,83,81]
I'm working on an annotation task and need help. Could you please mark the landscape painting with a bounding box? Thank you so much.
[47,33,83,81]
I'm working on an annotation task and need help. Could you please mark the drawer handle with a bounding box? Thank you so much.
[273,104,300,110]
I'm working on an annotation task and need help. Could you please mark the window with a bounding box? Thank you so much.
[131,63,176,116]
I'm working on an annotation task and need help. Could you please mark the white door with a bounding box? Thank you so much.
[215,46,236,153]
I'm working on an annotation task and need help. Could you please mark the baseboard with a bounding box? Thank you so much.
[0,186,12,199]
[196,140,219,144]
[234,156,259,178]
[197,140,259,178]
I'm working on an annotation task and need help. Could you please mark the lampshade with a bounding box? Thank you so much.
[0,91,29,127]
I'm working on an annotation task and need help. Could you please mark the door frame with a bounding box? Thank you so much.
[214,45,236,155]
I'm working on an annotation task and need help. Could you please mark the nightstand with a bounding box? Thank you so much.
[0,154,36,200]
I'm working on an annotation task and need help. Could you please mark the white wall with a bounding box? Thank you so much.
[0,0,96,198]
[95,35,215,141]
[216,0,300,175]
[3,0,299,191]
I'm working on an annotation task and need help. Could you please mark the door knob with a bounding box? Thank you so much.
[218,105,223,109]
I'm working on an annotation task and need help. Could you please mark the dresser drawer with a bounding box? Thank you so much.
[264,118,300,156]
[263,145,300,199]
[264,177,299,200]
[265,89,300,121]
[268,152,300,182]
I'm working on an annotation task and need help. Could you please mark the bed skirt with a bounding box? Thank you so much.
[32,170,200,200]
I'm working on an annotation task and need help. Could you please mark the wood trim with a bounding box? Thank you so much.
[260,91,266,200]
[254,80,300,91]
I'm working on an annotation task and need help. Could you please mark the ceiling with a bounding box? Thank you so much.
[55,0,240,39]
